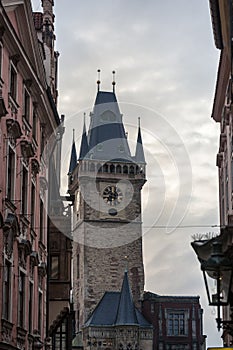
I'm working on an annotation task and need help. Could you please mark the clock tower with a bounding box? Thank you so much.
[68,77,146,329]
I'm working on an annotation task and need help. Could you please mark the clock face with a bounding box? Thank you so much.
[102,185,123,206]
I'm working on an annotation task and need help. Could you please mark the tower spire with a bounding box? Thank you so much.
[79,113,89,160]
[68,130,77,174]
[135,117,146,164]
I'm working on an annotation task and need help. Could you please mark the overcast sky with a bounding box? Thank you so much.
[33,0,222,346]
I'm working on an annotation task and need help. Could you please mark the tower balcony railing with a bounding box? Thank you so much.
[76,160,146,180]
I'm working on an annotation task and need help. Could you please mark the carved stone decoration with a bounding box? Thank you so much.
[31,158,40,176]
[3,213,20,259]
[6,118,22,139]
[18,238,32,256]
[33,330,44,349]
[20,139,35,159]
[16,326,27,350]
[1,319,13,344]
[39,176,48,195]
[30,251,40,266]
[38,261,47,277]
[18,238,32,268]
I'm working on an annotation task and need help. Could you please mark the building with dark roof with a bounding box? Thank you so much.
[82,271,153,350]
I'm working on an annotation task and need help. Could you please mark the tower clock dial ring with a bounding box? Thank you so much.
[102,185,123,206]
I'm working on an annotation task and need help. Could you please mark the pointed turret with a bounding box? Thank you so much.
[68,130,77,174]
[135,117,146,164]
[79,114,89,160]
[115,271,138,325]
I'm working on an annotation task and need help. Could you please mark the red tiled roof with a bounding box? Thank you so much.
[33,12,43,30]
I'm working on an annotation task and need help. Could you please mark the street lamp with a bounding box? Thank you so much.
[200,240,233,331]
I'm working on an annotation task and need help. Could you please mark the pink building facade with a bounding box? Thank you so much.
[0,0,65,349]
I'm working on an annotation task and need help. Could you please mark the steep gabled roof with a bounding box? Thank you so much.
[86,90,133,162]
[84,271,152,328]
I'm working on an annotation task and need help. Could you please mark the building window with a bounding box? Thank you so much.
[32,108,37,141]
[38,291,42,334]
[23,87,30,122]
[7,146,15,200]
[28,282,33,333]
[51,256,59,279]
[3,260,11,320]
[40,199,44,241]
[9,63,17,101]
[18,272,25,327]
[167,312,186,336]
[53,318,67,350]
[31,182,35,230]
[21,166,28,216]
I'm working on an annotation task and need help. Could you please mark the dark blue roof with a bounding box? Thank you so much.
[68,141,77,174]
[95,91,117,105]
[135,125,146,164]
[86,90,133,161]
[84,271,152,328]
[85,292,120,326]
[79,119,89,160]
[115,271,138,325]
[88,123,127,150]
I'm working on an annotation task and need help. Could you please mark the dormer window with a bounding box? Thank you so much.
[97,143,103,151]
[100,110,116,122]
[118,145,124,153]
